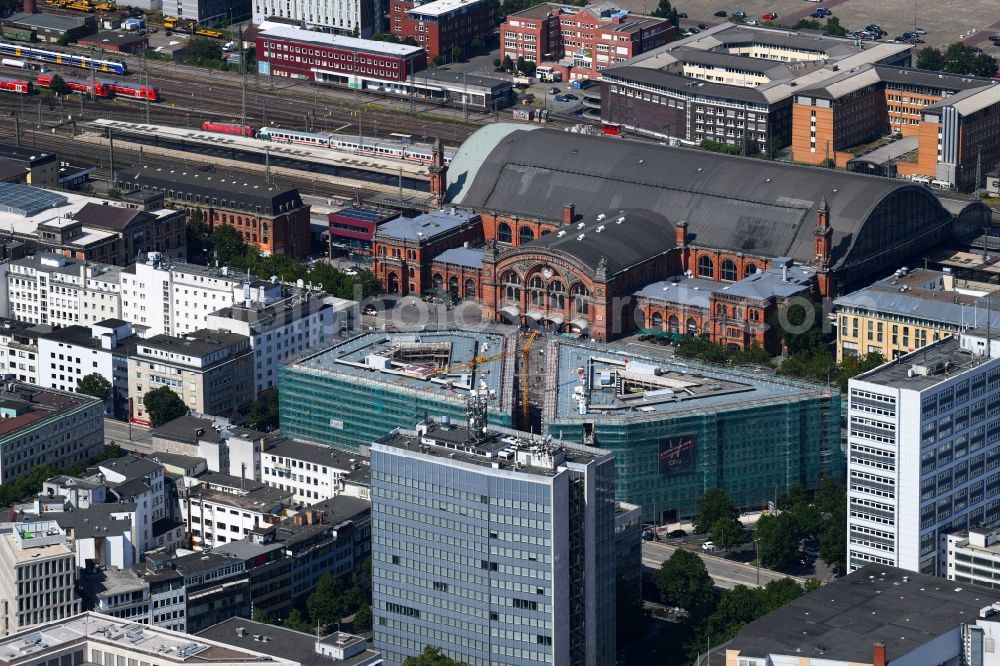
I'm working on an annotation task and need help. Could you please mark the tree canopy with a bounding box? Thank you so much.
[653,549,716,619]
[77,373,112,403]
[916,43,998,77]
[142,386,188,426]
[307,573,346,629]
[403,647,468,666]
[710,516,747,551]
[694,488,739,534]
[650,0,678,26]
[754,513,799,570]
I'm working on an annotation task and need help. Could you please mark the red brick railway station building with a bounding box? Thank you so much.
[373,124,988,342]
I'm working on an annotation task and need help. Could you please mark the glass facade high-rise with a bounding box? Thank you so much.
[370,415,617,666]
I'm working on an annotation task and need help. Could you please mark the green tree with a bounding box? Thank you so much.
[823,16,848,36]
[710,516,746,551]
[353,603,372,633]
[450,44,464,62]
[694,488,738,534]
[501,54,514,71]
[210,224,247,267]
[971,52,999,77]
[48,73,71,95]
[653,549,716,618]
[650,0,678,26]
[766,297,825,355]
[916,46,945,71]
[820,503,847,575]
[403,647,468,666]
[283,608,311,632]
[307,573,345,629]
[251,608,270,624]
[943,42,975,74]
[143,386,188,426]
[107,188,122,200]
[785,502,823,540]
[185,36,224,65]
[776,484,807,511]
[813,476,845,516]
[403,36,418,46]
[755,513,799,569]
[616,574,647,646]
[470,37,483,53]
[77,373,112,403]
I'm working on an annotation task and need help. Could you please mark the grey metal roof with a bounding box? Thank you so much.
[602,66,770,104]
[673,50,792,77]
[835,287,1000,329]
[719,265,815,300]
[433,246,484,269]
[634,277,722,309]
[449,125,936,270]
[524,208,674,275]
[722,564,997,664]
[374,209,478,242]
[7,11,88,30]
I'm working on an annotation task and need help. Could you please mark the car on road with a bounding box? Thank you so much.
[714,10,726,17]
[697,23,710,29]
[642,529,655,541]
[668,529,687,538]
[702,541,716,551]
[761,12,778,21]
[362,304,378,316]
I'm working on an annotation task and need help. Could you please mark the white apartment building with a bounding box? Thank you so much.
[184,473,292,550]
[262,438,371,504]
[2,253,120,327]
[98,456,168,557]
[0,521,79,636]
[252,0,378,37]
[120,256,281,338]
[947,527,1000,589]
[207,291,357,394]
[0,317,42,384]
[846,329,1000,576]
[0,382,104,485]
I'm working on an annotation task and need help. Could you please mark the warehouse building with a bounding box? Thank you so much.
[279,330,516,450]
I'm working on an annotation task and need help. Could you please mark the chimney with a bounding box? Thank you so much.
[563,203,575,226]
[23,0,37,14]
[675,220,688,247]
[305,510,315,525]
[873,641,886,666]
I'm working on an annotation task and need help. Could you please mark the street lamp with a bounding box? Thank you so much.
[753,537,760,586]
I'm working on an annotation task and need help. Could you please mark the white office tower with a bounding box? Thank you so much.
[847,328,1000,576]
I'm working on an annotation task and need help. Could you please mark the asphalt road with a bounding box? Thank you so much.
[642,541,806,589]
[104,418,153,454]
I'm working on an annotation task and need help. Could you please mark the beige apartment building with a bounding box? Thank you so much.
[128,329,253,426]
[0,521,79,636]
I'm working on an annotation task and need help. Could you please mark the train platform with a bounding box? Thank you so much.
[88,120,433,181]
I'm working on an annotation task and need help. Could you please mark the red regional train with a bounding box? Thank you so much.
[36,73,109,97]
[0,80,30,94]
[201,121,255,137]
[107,82,158,101]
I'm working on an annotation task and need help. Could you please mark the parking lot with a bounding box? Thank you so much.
[610,0,1000,51]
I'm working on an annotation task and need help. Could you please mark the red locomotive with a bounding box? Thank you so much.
[36,73,110,97]
[0,80,31,94]
[201,121,255,137]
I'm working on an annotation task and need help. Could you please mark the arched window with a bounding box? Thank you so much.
[464,279,476,299]
[497,223,512,243]
[502,271,521,302]
[387,273,399,293]
[519,226,535,245]
[448,276,459,298]
[651,311,663,328]
[697,255,714,278]
[668,315,679,333]
[549,280,565,310]
[571,283,589,314]
[745,263,758,277]
[530,276,545,306]
[432,273,443,291]
[686,318,698,335]
[721,259,738,282]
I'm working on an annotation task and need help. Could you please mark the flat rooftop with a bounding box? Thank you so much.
[196,618,380,666]
[0,382,101,439]
[0,612,294,665]
[375,419,610,477]
[853,335,981,391]
[373,208,479,242]
[135,329,248,362]
[258,20,423,57]
[547,339,837,423]
[407,0,487,18]
[0,531,71,564]
[288,330,515,412]
[719,564,1000,664]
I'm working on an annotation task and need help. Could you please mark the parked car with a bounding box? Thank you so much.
[990,34,1000,43]
[554,95,568,102]
[563,93,578,100]
[642,530,655,541]
[714,10,726,17]
[810,11,825,18]
[687,27,700,33]
[745,19,758,25]
[677,12,687,17]
[733,10,746,17]
[914,27,926,34]
[668,529,687,538]
[816,7,831,15]
[698,23,710,29]
[702,541,716,551]
[970,46,984,54]
[761,12,778,20]
[362,304,378,316]
[548,86,560,94]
